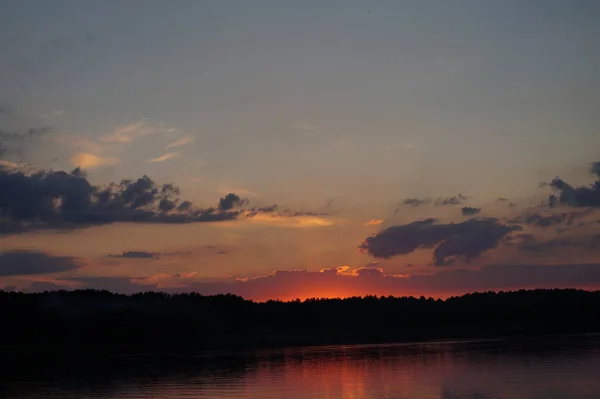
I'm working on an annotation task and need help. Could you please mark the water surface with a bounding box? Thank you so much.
[3,335,600,398]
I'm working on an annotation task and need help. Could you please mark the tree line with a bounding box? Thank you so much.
[2,288,599,356]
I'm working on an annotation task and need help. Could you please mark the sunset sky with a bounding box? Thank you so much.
[1,0,600,300]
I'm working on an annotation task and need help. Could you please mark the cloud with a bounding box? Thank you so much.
[547,161,600,208]
[239,205,332,227]
[148,152,180,163]
[0,250,81,276]
[108,251,158,259]
[33,263,600,301]
[107,250,182,259]
[244,212,333,228]
[516,235,581,252]
[99,121,158,144]
[461,207,481,216]
[170,272,197,278]
[0,167,315,234]
[401,198,431,207]
[0,127,51,158]
[592,162,600,178]
[400,194,467,207]
[359,218,520,266]
[364,219,384,226]
[510,210,593,228]
[435,194,467,206]
[70,152,120,168]
[0,160,31,171]
[0,168,243,234]
[218,193,249,211]
[166,135,194,149]
[196,262,600,299]
[510,230,600,253]
[217,187,258,198]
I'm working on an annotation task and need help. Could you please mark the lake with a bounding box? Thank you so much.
[2,335,600,398]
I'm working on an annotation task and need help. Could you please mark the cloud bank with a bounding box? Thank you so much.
[0,250,81,276]
[20,263,600,301]
[359,218,520,266]
[547,162,600,208]
[0,166,330,234]
[0,168,242,233]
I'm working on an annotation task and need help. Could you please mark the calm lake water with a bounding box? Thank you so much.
[3,335,600,398]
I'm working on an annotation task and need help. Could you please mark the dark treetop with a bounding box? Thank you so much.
[2,288,599,356]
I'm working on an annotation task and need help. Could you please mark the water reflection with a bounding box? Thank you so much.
[2,335,600,398]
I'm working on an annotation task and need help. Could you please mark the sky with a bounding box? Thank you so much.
[1,0,600,300]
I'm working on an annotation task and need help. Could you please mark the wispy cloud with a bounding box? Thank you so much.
[148,152,180,163]
[166,135,194,149]
[244,213,334,228]
[0,160,23,169]
[99,121,158,144]
[109,251,159,259]
[364,219,383,226]
[70,152,120,168]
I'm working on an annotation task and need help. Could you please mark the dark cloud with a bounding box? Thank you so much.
[243,205,329,219]
[108,250,185,259]
[591,162,600,178]
[0,168,242,234]
[547,162,600,208]
[218,193,248,211]
[109,251,158,259]
[400,194,468,208]
[359,218,520,265]
[244,205,279,217]
[177,200,193,212]
[508,231,600,253]
[0,250,81,276]
[435,194,467,206]
[31,263,600,300]
[510,210,593,228]
[497,197,516,207]
[0,167,320,234]
[461,207,481,216]
[279,209,328,217]
[0,127,51,158]
[401,198,431,207]
[516,236,580,252]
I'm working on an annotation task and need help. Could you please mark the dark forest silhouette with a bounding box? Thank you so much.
[2,288,600,356]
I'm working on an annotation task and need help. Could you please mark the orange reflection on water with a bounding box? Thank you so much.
[5,338,600,399]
